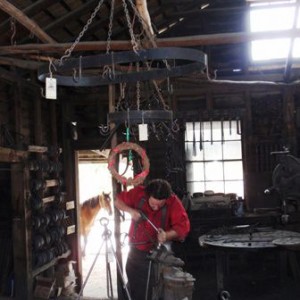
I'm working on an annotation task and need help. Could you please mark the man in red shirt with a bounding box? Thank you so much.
[115,179,190,300]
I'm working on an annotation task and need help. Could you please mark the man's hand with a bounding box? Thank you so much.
[130,209,141,222]
[115,198,141,221]
[157,229,179,243]
[157,228,167,243]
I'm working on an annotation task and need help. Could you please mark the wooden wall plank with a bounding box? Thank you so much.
[11,164,32,300]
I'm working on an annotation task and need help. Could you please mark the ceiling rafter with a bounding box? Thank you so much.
[0,0,55,35]
[43,0,100,34]
[0,29,299,56]
[0,0,56,43]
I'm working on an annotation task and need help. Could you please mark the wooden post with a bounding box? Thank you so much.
[108,84,126,299]
[283,87,297,151]
[11,163,32,300]
[60,95,80,285]
[50,101,58,145]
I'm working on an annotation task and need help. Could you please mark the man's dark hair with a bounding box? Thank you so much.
[145,179,172,200]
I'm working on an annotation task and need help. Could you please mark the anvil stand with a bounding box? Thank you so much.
[76,217,131,300]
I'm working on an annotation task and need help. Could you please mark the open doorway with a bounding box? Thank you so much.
[76,150,132,299]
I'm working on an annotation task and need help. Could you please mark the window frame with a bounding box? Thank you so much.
[249,0,300,62]
[185,120,244,197]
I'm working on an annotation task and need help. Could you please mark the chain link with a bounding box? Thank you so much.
[116,82,127,111]
[106,0,115,54]
[125,0,169,110]
[127,0,171,71]
[10,18,16,46]
[122,0,140,53]
[127,0,156,47]
[57,0,105,65]
[136,63,141,110]
[102,0,116,78]
[52,0,170,112]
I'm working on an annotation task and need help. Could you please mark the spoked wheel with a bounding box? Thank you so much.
[219,290,231,300]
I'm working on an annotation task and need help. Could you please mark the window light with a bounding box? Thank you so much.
[249,0,300,61]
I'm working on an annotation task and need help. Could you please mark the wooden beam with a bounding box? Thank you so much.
[0,29,300,55]
[167,6,244,17]
[0,147,27,163]
[0,56,42,69]
[0,0,54,35]
[0,0,56,43]
[43,0,100,32]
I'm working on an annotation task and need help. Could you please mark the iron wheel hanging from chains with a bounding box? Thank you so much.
[37,0,207,87]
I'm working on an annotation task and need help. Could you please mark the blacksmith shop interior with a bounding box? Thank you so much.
[2,0,300,299]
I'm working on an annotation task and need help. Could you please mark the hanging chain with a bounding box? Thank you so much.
[116,82,126,111]
[10,18,16,46]
[126,0,170,110]
[126,0,171,72]
[47,0,170,112]
[106,0,115,54]
[57,0,105,65]
[122,0,140,53]
[136,63,141,110]
[126,0,156,47]
[102,0,115,78]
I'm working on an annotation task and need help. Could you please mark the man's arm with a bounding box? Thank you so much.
[157,229,179,244]
[115,197,141,221]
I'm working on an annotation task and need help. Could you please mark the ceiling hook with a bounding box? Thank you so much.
[48,57,57,78]
[172,119,180,133]
[111,51,115,80]
[79,56,82,79]
[40,87,46,99]
[10,18,16,46]
[73,68,79,83]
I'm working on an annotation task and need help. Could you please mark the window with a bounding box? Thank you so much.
[249,0,300,61]
[185,120,244,197]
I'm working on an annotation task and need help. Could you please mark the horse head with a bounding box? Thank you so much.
[99,192,113,216]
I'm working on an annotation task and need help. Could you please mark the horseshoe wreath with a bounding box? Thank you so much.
[108,142,150,186]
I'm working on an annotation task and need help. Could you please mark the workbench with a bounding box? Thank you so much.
[199,227,300,298]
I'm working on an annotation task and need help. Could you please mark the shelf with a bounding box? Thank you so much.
[67,225,76,235]
[0,147,27,162]
[66,201,75,210]
[42,195,55,204]
[27,145,48,153]
[45,179,59,188]
[32,250,71,277]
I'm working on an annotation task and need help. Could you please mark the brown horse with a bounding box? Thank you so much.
[80,192,112,256]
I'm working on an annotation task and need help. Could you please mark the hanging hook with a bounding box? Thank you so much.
[40,87,46,99]
[79,56,82,79]
[98,124,110,136]
[141,110,145,124]
[111,51,115,80]
[73,68,79,83]
[48,57,57,78]
[10,18,16,46]
[102,65,112,80]
[29,30,35,40]
[172,119,180,133]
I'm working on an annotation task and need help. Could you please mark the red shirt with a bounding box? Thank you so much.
[117,185,190,251]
